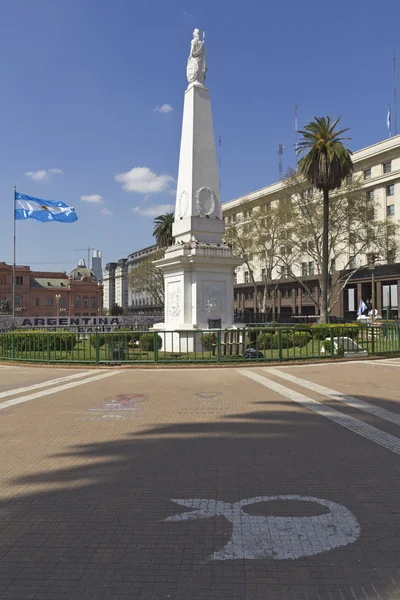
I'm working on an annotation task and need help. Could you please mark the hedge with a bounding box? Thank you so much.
[310,324,359,340]
[90,330,141,348]
[256,330,311,350]
[0,331,77,352]
[139,333,162,351]
[201,333,214,351]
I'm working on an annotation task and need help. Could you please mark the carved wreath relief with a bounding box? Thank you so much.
[196,186,216,217]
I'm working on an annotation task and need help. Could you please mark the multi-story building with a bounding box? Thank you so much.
[126,244,161,313]
[223,134,400,320]
[103,245,163,314]
[91,250,103,281]
[0,259,102,317]
[103,262,117,312]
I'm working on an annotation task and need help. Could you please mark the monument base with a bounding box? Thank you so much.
[152,323,245,354]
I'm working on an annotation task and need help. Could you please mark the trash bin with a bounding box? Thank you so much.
[112,346,125,361]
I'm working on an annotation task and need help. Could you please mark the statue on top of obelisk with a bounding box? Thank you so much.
[186,29,207,86]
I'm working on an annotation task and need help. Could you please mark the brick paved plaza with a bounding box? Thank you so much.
[0,359,400,599]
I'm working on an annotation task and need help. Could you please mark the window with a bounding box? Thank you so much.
[231,214,236,222]
[0,276,6,285]
[15,294,21,306]
[302,262,308,276]
[45,297,53,307]
[308,261,315,276]
[367,190,374,201]
[32,298,39,307]
[16,276,23,285]
[91,296,96,307]
[60,297,67,308]
[244,271,249,283]
[387,184,395,196]
[261,268,266,280]
[75,295,81,308]
[330,259,336,272]
[387,204,395,216]
[364,168,371,180]
[387,249,396,264]
[383,161,392,174]
[83,296,89,308]
[349,255,356,269]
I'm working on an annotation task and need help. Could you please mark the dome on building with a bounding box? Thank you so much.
[69,260,98,282]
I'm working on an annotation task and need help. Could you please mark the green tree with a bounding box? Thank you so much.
[153,213,174,248]
[297,116,353,323]
[110,303,124,316]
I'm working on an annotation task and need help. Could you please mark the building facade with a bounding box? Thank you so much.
[0,260,102,317]
[91,250,103,281]
[103,245,163,314]
[223,134,400,320]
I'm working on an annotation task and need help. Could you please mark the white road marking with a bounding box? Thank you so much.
[0,371,121,411]
[0,371,96,400]
[238,369,400,455]
[265,368,400,426]
[166,495,360,560]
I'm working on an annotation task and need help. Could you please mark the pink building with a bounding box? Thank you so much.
[0,261,102,317]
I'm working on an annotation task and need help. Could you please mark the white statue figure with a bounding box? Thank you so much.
[186,29,207,85]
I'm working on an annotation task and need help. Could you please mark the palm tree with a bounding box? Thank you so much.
[297,116,353,324]
[153,212,174,248]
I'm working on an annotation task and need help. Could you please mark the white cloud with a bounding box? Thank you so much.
[25,168,63,181]
[132,204,174,217]
[115,167,175,194]
[100,207,113,216]
[154,103,173,114]
[80,194,103,203]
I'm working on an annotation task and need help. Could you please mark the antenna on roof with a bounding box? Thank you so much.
[277,144,285,180]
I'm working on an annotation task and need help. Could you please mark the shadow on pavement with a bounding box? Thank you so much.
[0,399,399,599]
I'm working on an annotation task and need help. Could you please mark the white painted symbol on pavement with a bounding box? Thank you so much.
[165,495,360,560]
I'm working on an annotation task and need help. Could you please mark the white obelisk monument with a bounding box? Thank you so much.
[153,29,241,351]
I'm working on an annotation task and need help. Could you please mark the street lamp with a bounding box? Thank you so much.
[55,294,61,318]
[97,281,103,316]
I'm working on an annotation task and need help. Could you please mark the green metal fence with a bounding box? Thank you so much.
[0,324,399,365]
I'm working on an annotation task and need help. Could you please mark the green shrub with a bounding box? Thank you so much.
[139,332,162,351]
[290,331,311,347]
[311,324,359,340]
[247,327,274,344]
[257,332,279,349]
[256,329,311,350]
[0,331,77,352]
[201,333,214,351]
[90,330,141,348]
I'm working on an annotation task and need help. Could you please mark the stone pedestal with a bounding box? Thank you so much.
[153,242,242,352]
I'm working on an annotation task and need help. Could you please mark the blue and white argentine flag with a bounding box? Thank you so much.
[15,192,78,223]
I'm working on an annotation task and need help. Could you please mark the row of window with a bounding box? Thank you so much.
[131,298,153,306]
[237,287,320,301]
[30,296,97,308]
[366,184,395,201]
[363,160,393,180]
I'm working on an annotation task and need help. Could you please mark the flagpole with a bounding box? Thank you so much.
[394,51,397,135]
[12,186,16,318]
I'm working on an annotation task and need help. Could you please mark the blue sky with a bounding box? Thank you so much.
[0,0,398,273]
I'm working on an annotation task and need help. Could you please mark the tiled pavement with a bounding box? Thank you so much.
[0,360,399,598]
